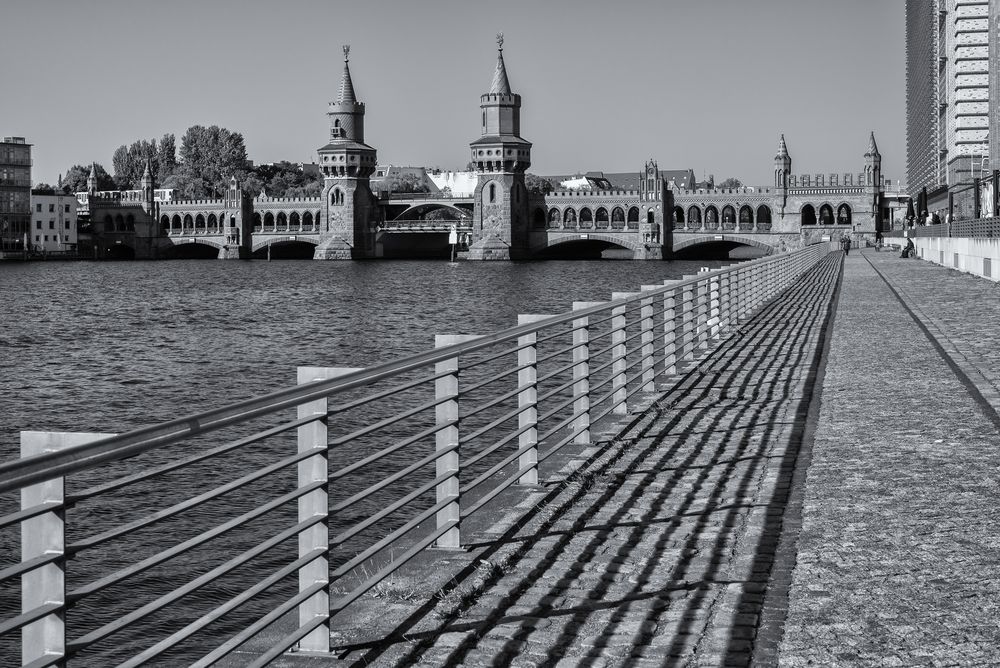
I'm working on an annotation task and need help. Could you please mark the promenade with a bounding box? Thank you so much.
[256,248,1000,667]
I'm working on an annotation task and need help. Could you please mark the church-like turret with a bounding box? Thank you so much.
[315,46,379,259]
[465,34,532,260]
[774,134,791,215]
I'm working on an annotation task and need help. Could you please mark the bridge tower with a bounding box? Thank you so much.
[775,134,791,217]
[636,159,669,259]
[139,158,155,216]
[464,34,532,260]
[314,45,379,260]
[864,131,882,221]
[221,175,252,259]
[86,163,97,196]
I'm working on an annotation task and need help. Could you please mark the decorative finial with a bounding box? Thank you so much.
[496,33,503,51]
[343,44,350,61]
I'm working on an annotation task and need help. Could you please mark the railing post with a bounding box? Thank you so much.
[20,431,109,666]
[639,286,660,392]
[571,301,604,444]
[707,272,721,339]
[693,271,711,351]
[295,367,357,654]
[679,277,697,362]
[717,267,732,335]
[610,292,638,414]
[661,280,681,375]
[517,315,551,485]
[433,334,479,549]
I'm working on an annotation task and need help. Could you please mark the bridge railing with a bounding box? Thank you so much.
[379,220,473,233]
[0,243,832,666]
[886,218,1000,238]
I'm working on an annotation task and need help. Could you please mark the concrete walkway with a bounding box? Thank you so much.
[326,253,844,667]
[778,250,1000,667]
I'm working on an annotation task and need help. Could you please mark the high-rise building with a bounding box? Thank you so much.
[907,0,994,217]
[0,136,32,251]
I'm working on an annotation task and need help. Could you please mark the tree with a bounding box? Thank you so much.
[60,163,114,193]
[718,177,743,188]
[158,133,177,182]
[238,161,324,198]
[525,173,553,194]
[32,183,57,194]
[178,125,249,197]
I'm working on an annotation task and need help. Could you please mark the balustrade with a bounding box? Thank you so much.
[0,243,831,666]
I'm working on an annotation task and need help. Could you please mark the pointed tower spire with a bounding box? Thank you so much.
[338,45,357,104]
[87,162,98,195]
[775,133,789,160]
[865,131,880,158]
[489,33,511,95]
[141,158,152,181]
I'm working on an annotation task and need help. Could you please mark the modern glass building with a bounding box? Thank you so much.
[0,136,32,250]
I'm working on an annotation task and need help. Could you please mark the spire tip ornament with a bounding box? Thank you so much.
[343,44,350,61]
[496,32,503,51]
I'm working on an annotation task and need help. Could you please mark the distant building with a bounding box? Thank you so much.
[76,188,173,217]
[426,170,477,197]
[0,136,32,251]
[30,190,78,252]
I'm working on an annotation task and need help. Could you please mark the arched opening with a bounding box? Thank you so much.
[183,214,193,232]
[115,214,125,232]
[264,212,275,231]
[290,212,300,230]
[837,204,852,225]
[125,214,135,232]
[531,208,545,229]
[103,214,113,231]
[252,241,317,260]
[302,211,313,230]
[687,206,702,227]
[801,204,816,226]
[563,208,577,228]
[160,215,170,235]
[756,205,772,231]
[738,206,754,231]
[595,207,609,229]
[277,212,287,231]
[169,241,220,260]
[253,212,262,232]
[207,213,218,230]
[579,207,593,229]
[611,207,625,230]
[704,206,719,230]
[672,206,684,228]
[626,207,639,230]
[105,244,135,260]
[672,240,770,261]
[488,183,496,203]
[548,208,561,229]
[195,214,205,233]
[535,238,635,260]
[721,205,736,230]
[819,204,834,225]
[171,214,181,233]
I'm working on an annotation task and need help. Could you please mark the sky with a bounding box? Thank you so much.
[2,0,906,188]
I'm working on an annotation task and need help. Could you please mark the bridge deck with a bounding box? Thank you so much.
[239,249,1000,666]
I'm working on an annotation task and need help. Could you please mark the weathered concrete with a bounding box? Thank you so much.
[777,250,1000,666]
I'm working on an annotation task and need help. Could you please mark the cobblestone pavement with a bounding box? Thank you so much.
[335,254,843,667]
[777,250,1000,667]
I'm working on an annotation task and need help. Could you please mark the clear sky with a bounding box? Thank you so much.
[2,0,905,188]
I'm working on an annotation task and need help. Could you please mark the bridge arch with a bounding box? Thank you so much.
[687,206,701,227]
[195,214,205,233]
[819,203,835,225]
[540,232,642,254]
[277,212,287,231]
[800,204,816,226]
[704,206,719,230]
[160,215,170,234]
[548,207,560,229]
[579,207,593,229]
[563,207,577,228]
[627,207,640,226]
[263,212,275,230]
[672,206,684,228]
[672,234,777,255]
[836,203,852,225]
[251,236,320,253]
[611,207,625,230]
[303,211,314,230]
[183,214,194,231]
[738,205,754,231]
[721,205,736,230]
[595,207,609,229]
[756,205,772,230]
[115,214,125,232]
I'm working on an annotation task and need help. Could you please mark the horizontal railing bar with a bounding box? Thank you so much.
[460,439,536,497]
[536,374,580,405]
[68,414,323,503]
[462,458,537,518]
[328,395,449,447]
[536,405,589,444]
[330,420,452,481]
[23,655,62,668]
[534,342,584,370]
[66,515,324,653]
[0,602,63,637]
[332,496,454,579]
[247,615,328,668]
[2,248,812,493]
[190,581,327,668]
[67,481,322,602]
[456,341,522,371]
[331,441,459,513]
[0,500,62,530]
[460,360,528,395]
[68,446,323,555]
[537,421,590,465]
[331,471,450,547]
[332,519,455,615]
[536,391,580,426]
[0,551,61,584]
[459,402,528,445]
[463,421,535,469]
[327,368,447,415]
[459,384,523,420]
[118,548,325,668]
[533,323,581,347]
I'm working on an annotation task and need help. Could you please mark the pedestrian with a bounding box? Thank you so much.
[875,229,883,252]
[841,234,851,256]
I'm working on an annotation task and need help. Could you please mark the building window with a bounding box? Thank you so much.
[49,220,54,229]
[35,203,41,212]
[64,204,70,213]
[35,220,41,229]
[48,203,54,212]
[35,235,40,242]
[65,221,70,229]
[44,235,48,242]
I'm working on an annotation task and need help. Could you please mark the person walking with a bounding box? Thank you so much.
[841,234,851,256]
[875,229,883,252]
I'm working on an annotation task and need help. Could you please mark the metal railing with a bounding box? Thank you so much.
[886,218,1000,238]
[0,243,832,666]
[379,219,473,233]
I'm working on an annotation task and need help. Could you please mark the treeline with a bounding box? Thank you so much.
[56,125,323,199]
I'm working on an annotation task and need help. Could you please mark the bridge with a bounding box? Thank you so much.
[6,243,1000,665]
